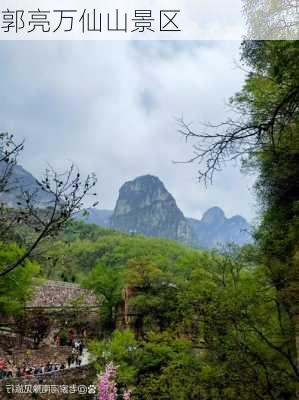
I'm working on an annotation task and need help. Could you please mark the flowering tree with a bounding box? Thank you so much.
[98,362,131,400]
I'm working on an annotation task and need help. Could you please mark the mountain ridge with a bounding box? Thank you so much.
[0,161,54,207]
[78,175,252,249]
[0,164,252,249]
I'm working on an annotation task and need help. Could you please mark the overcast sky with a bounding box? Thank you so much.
[0,40,257,221]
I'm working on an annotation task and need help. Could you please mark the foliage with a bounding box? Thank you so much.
[0,133,98,277]
[91,330,138,386]
[243,0,298,39]
[38,220,208,282]
[89,242,297,399]
[239,41,299,312]
[85,262,123,331]
[0,241,40,316]
[176,40,299,398]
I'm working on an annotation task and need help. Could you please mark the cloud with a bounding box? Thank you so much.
[0,40,256,221]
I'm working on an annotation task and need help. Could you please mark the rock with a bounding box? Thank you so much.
[77,179,252,249]
[187,208,251,249]
[110,175,196,245]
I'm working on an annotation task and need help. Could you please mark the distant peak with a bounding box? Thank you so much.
[230,214,245,220]
[201,207,226,224]
[131,175,163,185]
[121,175,167,192]
[228,215,247,224]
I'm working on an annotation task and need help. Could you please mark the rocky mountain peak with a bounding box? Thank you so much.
[115,175,171,215]
[111,175,195,245]
[188,206,251,249]
[76,175,252,249]
[201,207,226,225]
[0,162,252,249]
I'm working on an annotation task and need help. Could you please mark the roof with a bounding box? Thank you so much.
[26,280,99,309]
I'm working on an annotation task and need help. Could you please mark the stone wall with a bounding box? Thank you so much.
[0,346,73,368]
[0,365,96,400]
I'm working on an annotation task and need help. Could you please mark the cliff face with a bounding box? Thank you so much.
[110,175,195,245]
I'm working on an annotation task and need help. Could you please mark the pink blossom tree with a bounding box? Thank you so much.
[98,362,131,400]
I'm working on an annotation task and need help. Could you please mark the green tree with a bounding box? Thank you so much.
[179,40,299,382]
[0,241,40,316]
[85,262,123,332]
[90,329,138,386]
[124,257,184,338]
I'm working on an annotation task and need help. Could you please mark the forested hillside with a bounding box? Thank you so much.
[2,218,296,398]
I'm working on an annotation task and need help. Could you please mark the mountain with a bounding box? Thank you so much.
[0,161,54,208]
[75,208,113,227]
[76,176,252,248]
[110,175,196,245]
[187,207,251,249]
[0,163,252,248]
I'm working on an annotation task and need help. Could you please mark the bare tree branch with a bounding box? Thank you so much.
[176,86,299,185]
[0,133,98,278]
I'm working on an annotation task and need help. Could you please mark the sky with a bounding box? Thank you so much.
[0,40,257,221]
